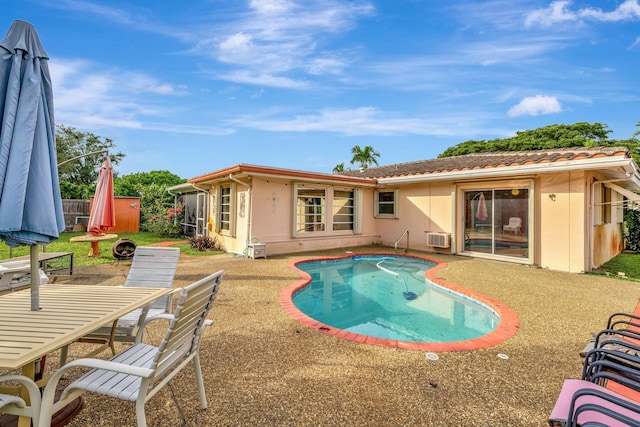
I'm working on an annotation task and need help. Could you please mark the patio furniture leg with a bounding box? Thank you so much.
[194,354,208,409]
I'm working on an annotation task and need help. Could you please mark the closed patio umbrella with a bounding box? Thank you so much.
[0,20,65,310]
[476,193,488,221]
[88,156,115,236]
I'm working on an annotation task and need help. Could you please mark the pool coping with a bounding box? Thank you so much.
[279,252,520,352]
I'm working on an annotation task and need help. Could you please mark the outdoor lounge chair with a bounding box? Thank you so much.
[549,380,640,426]
[581,312,640,357]
[0,259,48,291]
[0,374,42,426]
[81,246,180,354]
[39,269,223,427]
[550,348,640,426]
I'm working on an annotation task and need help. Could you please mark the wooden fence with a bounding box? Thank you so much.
[62,197,140,233]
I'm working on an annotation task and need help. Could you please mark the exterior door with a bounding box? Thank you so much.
[463,188,529,259]
[196,192,207,237]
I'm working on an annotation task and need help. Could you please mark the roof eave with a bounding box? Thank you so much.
[377,156,636,185]
[189,164,377,187]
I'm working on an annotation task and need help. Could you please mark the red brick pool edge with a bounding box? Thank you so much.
[279,253,519,352]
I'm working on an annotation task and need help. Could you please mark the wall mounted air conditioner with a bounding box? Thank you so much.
[426,232,451,248]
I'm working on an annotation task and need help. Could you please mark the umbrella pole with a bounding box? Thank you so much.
[30,244,40,311]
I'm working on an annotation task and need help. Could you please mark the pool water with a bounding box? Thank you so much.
[293,255,499,343]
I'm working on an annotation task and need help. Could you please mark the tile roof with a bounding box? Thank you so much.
[337,146,631,179]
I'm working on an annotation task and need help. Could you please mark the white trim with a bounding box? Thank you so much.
[374,189,398,218]
[354,189,363,234]
[605,182,640,204]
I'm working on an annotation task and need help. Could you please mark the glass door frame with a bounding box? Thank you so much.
[456,179,534,265]
[196,192,207,237]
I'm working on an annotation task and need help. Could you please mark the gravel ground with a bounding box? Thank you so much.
[36,246,640,426]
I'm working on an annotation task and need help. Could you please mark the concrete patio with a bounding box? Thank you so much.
[41,246,640,426]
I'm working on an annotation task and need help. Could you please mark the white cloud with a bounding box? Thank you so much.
[215,70,310,89]
[507,95,562,116]
[579,0,640,22]
[525,0,640,28]
[48,59,230,135]
[205,0,374,87]
[230,107,499,137]
[525,1,577,28]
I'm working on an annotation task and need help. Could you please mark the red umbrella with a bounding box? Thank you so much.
[88,156,115,236]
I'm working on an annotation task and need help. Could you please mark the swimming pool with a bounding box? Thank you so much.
[280,253,519,351]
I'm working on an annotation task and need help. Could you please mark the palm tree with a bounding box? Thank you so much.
[332,162,345,173]
[350,145,380,169]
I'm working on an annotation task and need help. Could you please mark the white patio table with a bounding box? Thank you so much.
[0,284,172,426]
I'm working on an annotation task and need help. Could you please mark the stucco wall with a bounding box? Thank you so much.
[214,177,380,256]
[537,171,587,273]
[376,181,453,253]
[593,223,624,268]
[206,169,622,273]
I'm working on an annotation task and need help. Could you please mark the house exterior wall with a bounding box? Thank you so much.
[210,176,379,256]
[593,223,624,268]
[376,181,453,252]
[537,171,587,273]
[196,160,633,273]
[592,183,625,268]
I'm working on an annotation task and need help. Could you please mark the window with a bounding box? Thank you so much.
[216,183,235,235]
[333,190,354,231]
[603,186,612,224]
[375,190,398,218]
[594,184,613,225]
[295,187,326,233]
[220,185,231,231]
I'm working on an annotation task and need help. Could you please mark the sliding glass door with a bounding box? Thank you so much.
[463,188,529,259]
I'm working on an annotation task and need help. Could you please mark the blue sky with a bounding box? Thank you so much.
[4,0,640,179]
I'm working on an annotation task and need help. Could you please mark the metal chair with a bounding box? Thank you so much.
[0,374,42,426]
[39,270,223,427]
[81,246,180,355]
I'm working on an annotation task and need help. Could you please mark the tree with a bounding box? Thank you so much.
[56,125,125,198]
[625,208,640,252]
[114,171,185,233]
[114,170,185,197]
[350,145,380,169]
[438,122,640,165]
[332,162,345,173]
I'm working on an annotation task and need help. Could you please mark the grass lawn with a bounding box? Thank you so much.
[597,251,640,280]
[0,232,223,267]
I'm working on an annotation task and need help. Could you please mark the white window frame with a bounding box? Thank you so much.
[293,184,327,236]
[216,183,236,236]
[374,189,398,218]
[333,188,355,232]
[292,184,362,237]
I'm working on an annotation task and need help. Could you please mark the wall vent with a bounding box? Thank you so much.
[426,232,451,248]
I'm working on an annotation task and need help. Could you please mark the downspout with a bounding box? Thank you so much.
[229,174,252,253]
[589,174,633,271]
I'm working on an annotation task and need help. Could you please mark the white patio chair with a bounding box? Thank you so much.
[81,246,180,354]
[502,217,522,235]
[39,270,223,427]
[0,374,42,426]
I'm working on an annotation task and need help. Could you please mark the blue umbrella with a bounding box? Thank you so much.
[0,20,65,310]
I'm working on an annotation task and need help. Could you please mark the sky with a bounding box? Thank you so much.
[3,0,640,179]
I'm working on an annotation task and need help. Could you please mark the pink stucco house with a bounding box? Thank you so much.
[168,146,640,273]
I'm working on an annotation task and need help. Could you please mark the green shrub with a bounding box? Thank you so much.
[188,235,222,252]
[625,208,640,252]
